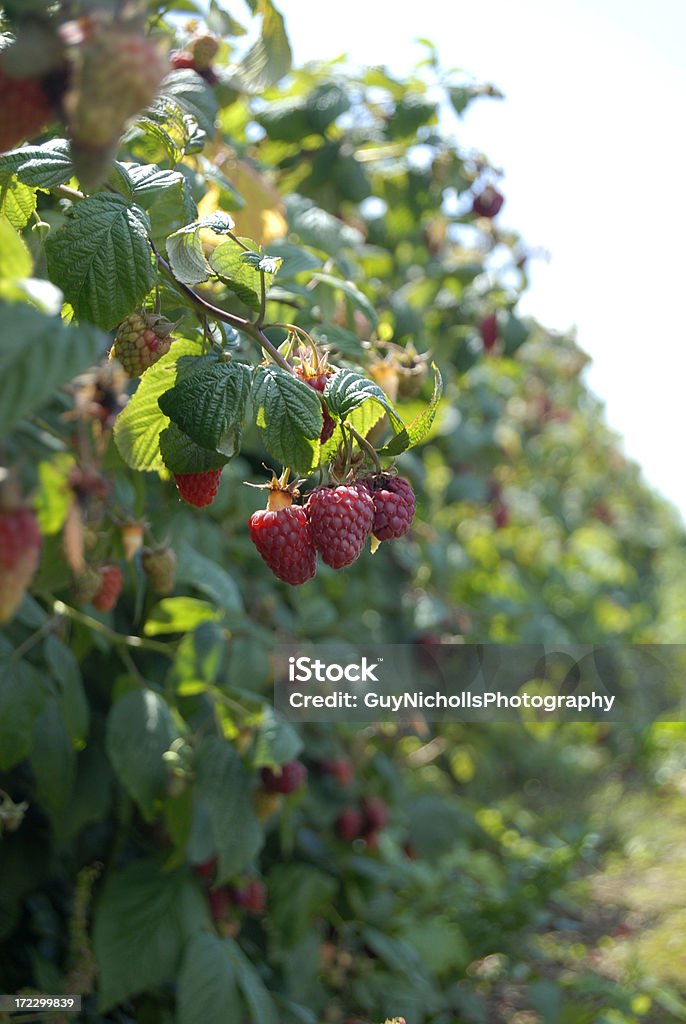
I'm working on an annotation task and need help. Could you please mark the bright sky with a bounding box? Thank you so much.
[278,0,686,521]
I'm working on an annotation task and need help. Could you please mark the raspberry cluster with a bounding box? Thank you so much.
[248,473,416,586]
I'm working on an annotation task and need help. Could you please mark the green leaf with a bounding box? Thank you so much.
[176,542,244,613]
[378,362,443,456]
[311,272,378,328]
[285,194,363,254]
[0,303,106,437]
[161,69,219,137]
[208,237,278,312]
[106,689,179,818]
[195,735,264,883]
[43,635,89,745]
[0,657,49,770]
[144,597,221,636]
[305,81,350,133]
[177,932,242,1024]
[0,216,31,280]
[230,0,292,92]
[166,213,235,286]
[134,96,194,164]
[113,338,204,472]
[0,139,72,188]
[224,938,279,1024]
[121,163,197,248]
[158,422,230,474]
[159,358,251,453]
[252,365,323,473]
[265,241,322,278]
[268,864,337,948]
[45,194,155,330]
[253,706,303,768]
[94,861,208,1012]
[34,454,76,536]
[254,98,310,142]
[0,176,36,230]
[30,697,75,811]
[323,368,404,433]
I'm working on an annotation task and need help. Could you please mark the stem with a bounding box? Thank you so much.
[51,599,175,658]
[256,270,267,329]
[226,230,252,252]
[344,421,382,474]
[154,250,294,373]
[10,616,60,662]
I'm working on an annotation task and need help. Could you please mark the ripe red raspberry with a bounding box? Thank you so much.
[260,760,308,795]
[170,50,197,71]
[307,484,374,569]
[66,16,169,187]
[0,54,55,153]
[248,484,316,585]
[234,880,267,914]
[320,757,355,787]
[92,564,123,612]
[361,475,415,541]
[361,796,389,832]
[193,857,218,881]
[207,887,231,921]
[337,807,363,842]
[479,312,499,352]
[174,469,222,508]
[294,363,336,443]
[472,185,504,218]
[110,312,175,377]
[141,545,177,594]
[0,505,42,624]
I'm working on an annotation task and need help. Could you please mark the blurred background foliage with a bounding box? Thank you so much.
[1,1,686,1022]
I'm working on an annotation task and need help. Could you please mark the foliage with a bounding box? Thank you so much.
[1,2,685,1023]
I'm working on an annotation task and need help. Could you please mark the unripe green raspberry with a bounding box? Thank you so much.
[109,312,175,377]
[142,545,177,595]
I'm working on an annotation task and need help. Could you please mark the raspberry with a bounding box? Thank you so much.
[248,481,316,585]
[110,312,175,377]
[320,757,355,787]
[337,807,363,842]
[142,545,177,595]
[170,50,197,71]
[92,564,123,612]
[479,312,499,352]
[294,362,336,443]
[174,469,222,508]
[307,484,374,569]
[0,58,54,153]
[72,565,102,606]
[260,760,308,795]
[361,475,415,541]
[472,185,504,218]
[234,880,267,914]
[193,857,217,881]
[0,505,42,625]
[361,796,389,832]
[207,887,231,921]
[66,15,168,187]
[189,34,219,71]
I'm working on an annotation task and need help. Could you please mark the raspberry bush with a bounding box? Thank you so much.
[1,3,685,1023]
